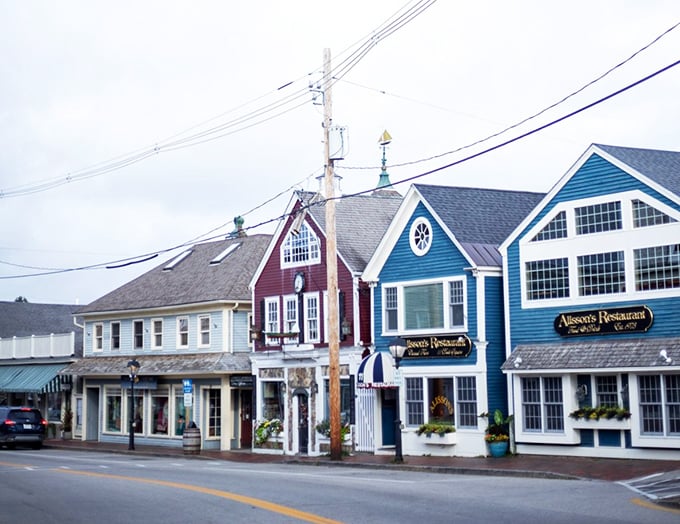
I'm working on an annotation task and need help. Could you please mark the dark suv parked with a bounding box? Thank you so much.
[0,407,47,449]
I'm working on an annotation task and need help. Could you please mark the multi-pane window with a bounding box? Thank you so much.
[110,322,120,350]
[632,199,677,228]
[449,280,464,328]
[575,201,622,235]
[595,376,619,407]
[404,283,443,330]
[384,287,398,331]
[281,223,320,266]
[152,319,163,349]
[634,244,680,291]
[577,251,625,296]
[525,258,569,300]
[521,377,564,433]
[531,210,567,241]
[410,218,432,256]
[105,388,122,433]
[133,320,144,349]
[283,297,299,344]
[405,377,424,426]
[305,294,320,343]
[456,376,477,428]
[207,389,221,437]
[639,374,680,436]
[151,390,169,435]
[177,317,189,348]
[198,315,210,347]
[265,298,279,345]
[94,323,103,352]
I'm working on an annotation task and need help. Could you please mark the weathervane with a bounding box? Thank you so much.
[377,130,393,189]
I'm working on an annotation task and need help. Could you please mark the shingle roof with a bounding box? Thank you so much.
[502,338,680,371]
[77,234,271,314]
[596,144,680,195]
[0,301,81,340]
[60,352,251,376]
[414,184,545,265]
[302,191,403,272]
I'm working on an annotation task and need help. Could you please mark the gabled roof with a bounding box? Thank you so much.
[0,301,80,338]
[595,144,680,195]
[500,143,680,253]
[78,234,271,314]
[362,184,544,280]
[302,190,402,272]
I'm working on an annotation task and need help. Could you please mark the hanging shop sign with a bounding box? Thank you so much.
[554,305,653,337]
[403,334,472,359]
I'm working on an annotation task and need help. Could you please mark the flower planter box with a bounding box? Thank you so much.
[572,418,631,430]
[421,433,457,445]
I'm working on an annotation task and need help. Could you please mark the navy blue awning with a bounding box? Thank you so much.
[357,351,396,389]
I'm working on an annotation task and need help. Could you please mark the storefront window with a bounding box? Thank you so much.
[427,378,454,424]
[262,382,284,420]
[323,378,351,424]
[521,376,564,433]
[405,377,424,426]
[46,392,62,422]
[105,388,122,433]
[207,389,221,437]
[151,390,169,435]
[174,390,186,436]
[128,392,144,434]
[639,374,679,435]
[456,376,477,428]
[595,376,618,407]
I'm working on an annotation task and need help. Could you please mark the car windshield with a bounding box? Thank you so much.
[8,410,41,423]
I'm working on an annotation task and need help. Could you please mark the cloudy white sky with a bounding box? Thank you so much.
[2,1,679,305]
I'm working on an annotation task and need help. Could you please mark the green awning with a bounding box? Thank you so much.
[0,363,68,393]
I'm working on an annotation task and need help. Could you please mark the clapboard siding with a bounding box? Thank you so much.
[484,275,507,414]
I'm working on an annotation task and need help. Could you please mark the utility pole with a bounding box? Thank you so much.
[322,48,342,460]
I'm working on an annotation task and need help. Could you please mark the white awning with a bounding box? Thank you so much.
[357,351,396,389]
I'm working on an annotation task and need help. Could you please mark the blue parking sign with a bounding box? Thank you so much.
[182,379,192,393]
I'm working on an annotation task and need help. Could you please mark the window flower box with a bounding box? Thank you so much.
[572,418,631,430]
[422,432,457,445]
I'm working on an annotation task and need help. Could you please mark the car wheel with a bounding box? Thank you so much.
[32,442,42,450]
[7,443,16,450]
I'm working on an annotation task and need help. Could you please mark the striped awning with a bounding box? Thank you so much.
[357,351,396,389]
[0,363,68,393]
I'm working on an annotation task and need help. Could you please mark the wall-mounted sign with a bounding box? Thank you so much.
[230,375,253,387]
[554,305,653,337]
[120,377,158,390]
[403,334,472,358]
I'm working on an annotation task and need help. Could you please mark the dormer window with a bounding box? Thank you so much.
[281,222,320,268]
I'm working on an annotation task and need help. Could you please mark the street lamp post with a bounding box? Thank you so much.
[389,338,406,464]
[127,359,140,451]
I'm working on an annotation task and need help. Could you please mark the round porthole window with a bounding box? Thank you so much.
[409,217,432,256]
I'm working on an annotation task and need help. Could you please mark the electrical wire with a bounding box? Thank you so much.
[4,55,676,281]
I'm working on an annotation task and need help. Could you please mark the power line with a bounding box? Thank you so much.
[4,56,676,281]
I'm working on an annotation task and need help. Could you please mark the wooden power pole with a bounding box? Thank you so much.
[322,48,342,460]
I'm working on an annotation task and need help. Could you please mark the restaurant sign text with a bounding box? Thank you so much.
[403,335,472,358]
[554,305,653,337]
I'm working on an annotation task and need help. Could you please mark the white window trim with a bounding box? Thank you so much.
[409,217,433,256]
[304,291,321,343]
[133,320,144,350]
[380,276,468,336]
[110,321,121,351]
[279,223,321,269]
[151,318,163,349]
[176,316,189,349]
[93,323,103,353]
[264,297,280,346]
[629,374,680,449]
[197,314,211,348]
[519,190,680,308]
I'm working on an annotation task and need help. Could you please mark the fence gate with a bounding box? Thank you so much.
[355,388,375,452]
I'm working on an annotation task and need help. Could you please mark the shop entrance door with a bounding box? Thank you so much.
[240,390,252,448]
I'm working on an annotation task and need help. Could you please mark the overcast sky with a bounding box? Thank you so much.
[2,1,679,305]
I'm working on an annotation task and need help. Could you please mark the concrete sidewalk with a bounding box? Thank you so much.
[43,438,679,483]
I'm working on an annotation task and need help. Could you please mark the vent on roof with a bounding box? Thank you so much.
[210,243,241,264]
[163,250,192,271]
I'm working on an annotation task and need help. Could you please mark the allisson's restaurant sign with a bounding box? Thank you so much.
[403,334,472,358]
[554,305,653,337]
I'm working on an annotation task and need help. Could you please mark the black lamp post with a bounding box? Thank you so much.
[127,359,140,451]
[389,337,406,464]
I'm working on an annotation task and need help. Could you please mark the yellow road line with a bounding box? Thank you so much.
[631,497,680,515]
[54,468,342,524]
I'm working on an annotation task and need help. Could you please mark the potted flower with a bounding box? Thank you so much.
[254,418,283,447]
[416,422,456,437]
[61,408,73,440]
[315,419,351,441]
[484,409,512,457]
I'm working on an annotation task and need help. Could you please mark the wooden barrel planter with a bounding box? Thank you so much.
[183,427,201,455]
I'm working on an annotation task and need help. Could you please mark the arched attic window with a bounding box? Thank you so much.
[281,222,320,268]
